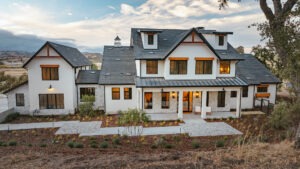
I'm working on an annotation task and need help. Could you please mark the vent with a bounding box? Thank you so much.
[148,51,154,54]
[90,71,96,74]
[163,38,168,41]
[105,73,110,76]
[125,73,131,76]
[115,58,121,61]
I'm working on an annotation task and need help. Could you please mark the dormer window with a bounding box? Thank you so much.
[218,35,224,46]
[219,61,230,74]
[148,34,154,45]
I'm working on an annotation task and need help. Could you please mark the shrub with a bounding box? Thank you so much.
[0,141,6,146]
[74,142,84,148]
[259,135,269,143]
[216,140,225,147]
[40,144,47,147]
[192,140,200,149]
[8,140,17,146]
[151,144,158,149]
[172,135,181,142]
[118,108,150,126]
[112,138,121,145]
[27,144,32,147]
[269,102,290,129]
[4,112,20,123]
[90,143,98,148]
[154,137,166,147]
[79,95,96,117]
[100,141,108,148]
[67,141,74,148]
[164,143,173,149]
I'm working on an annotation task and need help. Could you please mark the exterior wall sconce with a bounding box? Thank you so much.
[171,91,176,99]
[195,91,200,98]
[222,87,225,91]
[48,84,53,91]
[161,88,164,93]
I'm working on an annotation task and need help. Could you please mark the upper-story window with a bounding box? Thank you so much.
[41,65,59,80]
[219,61,230,74]
[218,35,224,46]
[148,34,154,45]
[257,85,268,93]
[170,58,188,75]
[195,59,213,74]
[146,60,158,74]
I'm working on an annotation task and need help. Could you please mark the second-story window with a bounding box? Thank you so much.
[146,60,158,74]
[218,35,224,46]
[148,34,154,45]
[41,65,59,80]
[195,60,212,74]
[219,61,230,74]
[170,60,187,74]
[257,85,268,93]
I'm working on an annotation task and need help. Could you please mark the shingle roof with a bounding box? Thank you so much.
[136,77,247,88]
[23,41,91,68]
[99,46,136,85]
[3,81,28,94]
[236,54,281,85]
[76,70,101,84]
[131,28,244,60]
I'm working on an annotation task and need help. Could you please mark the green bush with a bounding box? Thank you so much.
[112,138,121,145]
[8,140,17,146]
[151,144,158,149]
[90,143,98,148]
[216,140,225,148]
[192,140,200,149]
[40,144,47,147]
[0,141,6,146]
[118,108,150,126]
[74,142,84,148]
[4,112,20,123]
[79,95,96,117]
[67,141,74,148]
[27,143,32,147]
[164,143,173,149]
[269,102,290,129]
[100,141,108,148]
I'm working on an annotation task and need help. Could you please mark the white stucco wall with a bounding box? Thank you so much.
[6,83,30,114]
[26,54,77,115]
[208,91,231,112]
[105,85,138,114]
[77,84,104,110]
[140,60,164,77]
[164,43,218,80]
[230,86,255,110]
[203,34,228,50]
[254,84,277,106]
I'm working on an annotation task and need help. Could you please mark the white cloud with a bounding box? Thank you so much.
[107,5,116,10]
[67,12,73,16]
[0,0,266,52]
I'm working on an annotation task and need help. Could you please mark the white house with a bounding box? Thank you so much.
[3,27,281,119]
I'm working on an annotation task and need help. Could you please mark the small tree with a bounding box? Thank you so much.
[79,95,95,117]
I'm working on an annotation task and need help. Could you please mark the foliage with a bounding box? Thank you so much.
[118,108,150,126]
[216,140,225,148]
[268,102,290,129]
[192,140,201,149]
[112,137,121,145]
[4,112,20,123]
[8,140,17,146]
[0,72,28,93]
[40,144,47,147]
[164,143,173,149]
[91,64,98,70]
[78,95,96,117]
[74,142,84,148]
[90,143,98,148]
[67,141,74,148]
[235,46,244,54]
[100,141,108,148]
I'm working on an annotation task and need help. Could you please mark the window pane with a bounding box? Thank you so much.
[112,88,120,100]
[39,94,47,109]
[220,61,230,74]
[257,86,268,93]
[161,92,169,109]
[219,36,224,46]
[146,60,158,74]
[124,88,132,100]
[204,61,212,74]
[217,91,225,107]
[80,88,95,101]
[231,91,237,98]
[170,60,177,74]
[242,87,248,97]
[148,34,154,45]
[56,94,64,109]
[195,61,203,74]
[16,93,24,106]
[144,92,152,109]
[170,60,187,74]
[48,94,56,109]
[42,67,59,80]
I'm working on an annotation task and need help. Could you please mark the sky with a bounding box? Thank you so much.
[0,0,269,53]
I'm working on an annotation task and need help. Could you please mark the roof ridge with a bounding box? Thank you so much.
[47,41,77,49]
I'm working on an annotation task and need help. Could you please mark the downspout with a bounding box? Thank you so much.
[104,85,106,113]
[239,87,242,117]
[275,84,278,104]
[142,88,144,111]
[252,85,256,108]
[75,68,79,111]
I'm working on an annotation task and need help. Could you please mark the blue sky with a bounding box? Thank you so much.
[0,0,268,53]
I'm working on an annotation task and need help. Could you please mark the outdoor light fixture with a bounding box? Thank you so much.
[48,85,53,91]
[161,88,164,93]
[195,91,200,98]
[222,87,225,91]
[172,91,176,99]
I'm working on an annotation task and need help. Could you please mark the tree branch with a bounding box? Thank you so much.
[260,0,275,21]
[272,0,282,16]
[282,0,298,15]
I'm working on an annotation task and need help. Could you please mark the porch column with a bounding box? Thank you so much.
[201,91,207,119]
[178,91,183,119]
[236,88,241,117]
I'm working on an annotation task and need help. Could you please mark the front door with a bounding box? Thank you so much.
[183,91,193,112]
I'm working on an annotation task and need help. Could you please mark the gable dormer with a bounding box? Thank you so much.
[202,31,233,50]
[138,29,162,49]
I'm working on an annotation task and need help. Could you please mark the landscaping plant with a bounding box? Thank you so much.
[78,95,96,117]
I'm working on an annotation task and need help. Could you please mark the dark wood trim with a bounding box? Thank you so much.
[195,57,214,61]
[40,64,59,68]
[168,57,189,61]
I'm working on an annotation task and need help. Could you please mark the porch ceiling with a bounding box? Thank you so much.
[136,77,247,88]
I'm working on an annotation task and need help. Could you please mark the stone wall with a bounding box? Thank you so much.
[0,108,15,123]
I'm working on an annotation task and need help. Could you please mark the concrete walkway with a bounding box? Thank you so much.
[0,115,242,137]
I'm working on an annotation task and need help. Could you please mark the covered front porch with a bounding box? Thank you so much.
[138,87,242,120]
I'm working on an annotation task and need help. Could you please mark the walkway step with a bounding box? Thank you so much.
[0,121,79,131]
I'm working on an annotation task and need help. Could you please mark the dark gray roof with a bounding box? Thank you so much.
[131,28,243,60]
[236,54,281,85]
[215,43,245,60]
[76,70,101,84]
[136,77,247,88]
[23,41,91,68]
[99,46,136,85]
[3,81,28,94]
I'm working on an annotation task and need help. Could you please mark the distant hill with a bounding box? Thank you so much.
[0,51,33,59]
[83,52,103,63]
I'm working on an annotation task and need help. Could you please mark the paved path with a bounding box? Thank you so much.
[0,117,242,137]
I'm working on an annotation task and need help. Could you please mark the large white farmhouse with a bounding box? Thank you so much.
[4,27,281,119]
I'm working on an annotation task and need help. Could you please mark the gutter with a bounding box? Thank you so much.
[141,88,144,111]
[104,85,106,113]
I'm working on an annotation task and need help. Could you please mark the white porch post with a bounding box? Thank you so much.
[201,91,207,119]
[236,88,241,117]
[178,90,183,119]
